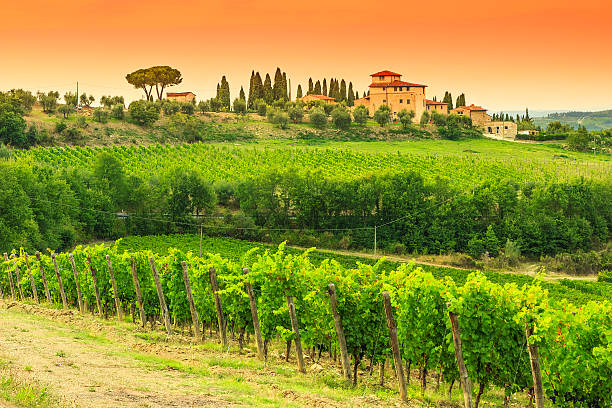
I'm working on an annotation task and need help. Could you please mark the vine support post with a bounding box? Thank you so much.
[130,258,146,328]
[209,267,227,348]
[105,255,123,321]
[68,254,84,313]
[327,283,351,382]
[382,291,407,402]
[447,304,473,408]
[374,225,377,256]
[3,253,16,301]
[86,256,103,317]
[11,255,25,301]
[24,253,39,303]
[51,254,68,309]
[286,296,306,373]
[35,252,52,303]
[525,321,545,408]
[243,268,264,360]
[180,261,200,342]
[148,257,172,336]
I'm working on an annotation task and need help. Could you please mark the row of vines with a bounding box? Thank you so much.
[1,243,611,407]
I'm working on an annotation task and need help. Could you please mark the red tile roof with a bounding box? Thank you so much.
[426,99,448,105]
[305,94,336,100]
[167,92,195,96]
[455,104,487,112]
[371,70,402,77]
[369,80,427,88]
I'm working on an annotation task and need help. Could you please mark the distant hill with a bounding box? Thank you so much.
[533,109,612,131]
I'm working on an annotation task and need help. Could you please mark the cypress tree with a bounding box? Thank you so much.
[296,84,303,99]
[272,67,284,101]
[216,83,220,99]
[253,72,264,101]
[218,76,230,109]
[340,79,347,102]
[355,91,360,100]
[525,108,530,121]
[239,86,246,101]
[263,73,273,104]
[516,114,520,122]
[282,72,288,100]
[314,80,322,95]
[322,79,327,96]
[308,78,313,95]
[247,71,255,109]
[443,91,453,109]
[456,93,466,108]
[347,82,355,106]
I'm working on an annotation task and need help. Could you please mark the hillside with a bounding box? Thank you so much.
[533,109,612,131]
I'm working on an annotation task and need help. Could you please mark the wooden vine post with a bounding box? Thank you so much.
[525,321,545,408]
[86,256,103,316]
[209,267,227,347]
[3,253,16,301]
[68,254,84,313]
[51,254,68,309]
[447,304,473,408]
[24,253,39,303]
[286,296,306,373]
[243,268,264,360]
[327,284,352,382]
[10,255,25,301]
[148,257,172,335]
[382,291,407,402]
[180,261,200,342]
[130,258,146,328]
[35,252,52,303]
[105,255,123,321]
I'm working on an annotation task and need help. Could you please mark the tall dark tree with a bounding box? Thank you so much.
[355,91,360,100]
[272,68,285,101]
[308,78,314,95]
[340,79,347,102]
[314,80,322,95]
[525,108,530,121]
[296,85,303,99]
[263,73,273,104]
[322,79,328,96]
[247,71,255,109]
[217,76,231,109]
[347,82,355,106]
[455,93,466,108]
[443,91,453,109]
[253,72,264,102]
[282,72,288,100]
[239,86,246,101]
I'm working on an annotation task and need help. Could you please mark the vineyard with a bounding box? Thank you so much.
[12,143,612,187]
[1,242,610,408]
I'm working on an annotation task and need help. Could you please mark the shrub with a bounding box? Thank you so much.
[162,101,180,115]
[267,108,289,129]
[54,121,68,134]
[198,100,210,113]
[180,102,195,115]
[331,106,351,130]
[288,106,304,123]
[58,104,74,119]
[420,111,430,126]
[598,270,612,283]
[567,127,591,152]
[373,105,391,127]
[64,127,83,143]
[233,98,247,115]
[256,99,267,116]
[111,104,124,120]
[128,100,159,126]
[467,236,486,259]
[503,239,521,265]
[309,107,327,129]
[323,103,334,115]
[76,116,88,128]
[209,98,221,112]
[0,143,13,160]
[93,108,109,123]
[397,109,415,129]
[353,105,368,125]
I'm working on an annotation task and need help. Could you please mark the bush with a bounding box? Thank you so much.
[198,100,210,113]
[180,102,195,115]
[76,116,88,128]
[58,104,74,119]
[162,101,180,115]
[353,105,368,125]
[467,236,486,259]
[331,106,351,130]
[111,104,124,120]
[233,98,246,115]
[54,121,68,134]
[288,106,304,123]
[64,127,83,143]
[420,111,430,126]
[598,270,612,283]
[373,105,391,127]
[93,108,109,123]
[503,239,521,265]
[309,107,327,129]
[256,99,267,116]
[128,100,159,126]
[267,108,289,129]
[209,98,221,112]
[567,127,591,152]
[323,103,334,115]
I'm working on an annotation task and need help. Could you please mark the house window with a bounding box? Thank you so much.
[399,87,403,91]
[407,87,410,91]
[383,87,386,91]
[488,127,492,133]
[394,87,397,91]
[400,99,403,103]
[505,126,508,130]
[406,100,410,104]
[381,76,385,80]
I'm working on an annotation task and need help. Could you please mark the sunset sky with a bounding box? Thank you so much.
[1,0,611,112]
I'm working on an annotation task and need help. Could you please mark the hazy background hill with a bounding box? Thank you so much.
[532,109,612,131]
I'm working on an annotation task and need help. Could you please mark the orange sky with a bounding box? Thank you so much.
[2,0,611,112]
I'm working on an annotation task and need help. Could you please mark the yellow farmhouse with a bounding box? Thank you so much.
[299,94,337,104]
[450,104,517,139]
[166,91,196,103]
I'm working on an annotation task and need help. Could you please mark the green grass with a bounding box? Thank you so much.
[0,360,60,408]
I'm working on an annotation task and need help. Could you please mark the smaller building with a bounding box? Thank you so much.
[299,94,337,104]
[518,130,540,136]
[425,100,448,115]
[450,104,491,127]
[485,121,518,139]
[167,92,196,103]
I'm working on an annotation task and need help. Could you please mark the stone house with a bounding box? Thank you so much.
[299,94,337,104]
[167,92,196,103]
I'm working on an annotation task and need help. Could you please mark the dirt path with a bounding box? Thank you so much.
[0,301,409,408]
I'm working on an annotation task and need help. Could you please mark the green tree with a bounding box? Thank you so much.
[80,93,95,108]
[339,79,347,102]
[567,126,591,152]
[128,100,159,126]
[216,76,231,110]
[347,82,355,106]
[353,105,368,125]
[322,79,328,96]
[420,111,430,126]
[7,89,36,113]
[92,151,128,207]
[126,66,182,101]
[0,105,27,147]
[313,80,321,95]
[239,86,246,102]
[233,98,247,115]
[307,78,313,95]
[331,106,351,129]
[397,109,415,129]
[373,105,391,127]
[64,92,78,107]
[256,99,267,116]
[111,104,124,120]
[296,85,303,100]
[442,91,453,109]
[93,108,108,123]
[247,71,255,109]
[263,74,273,104]
[58,104,75,119]
[484,225,500,256]
[309,107,327,129]
[37,91,59,113]
[288,105,303,123]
